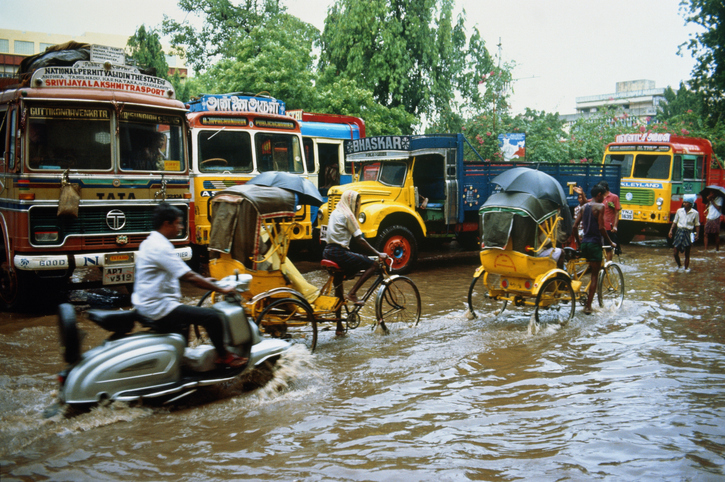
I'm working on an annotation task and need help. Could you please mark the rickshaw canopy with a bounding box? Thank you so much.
[480,191,560,252]
[209,184,296,269]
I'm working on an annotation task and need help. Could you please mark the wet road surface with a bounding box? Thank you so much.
[1,240,724,481]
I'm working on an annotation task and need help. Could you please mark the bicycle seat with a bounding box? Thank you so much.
[321,259,343,272]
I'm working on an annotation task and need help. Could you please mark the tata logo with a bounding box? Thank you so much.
[106,209,126,230]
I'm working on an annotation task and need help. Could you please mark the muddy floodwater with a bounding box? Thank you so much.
[1,241,724,481]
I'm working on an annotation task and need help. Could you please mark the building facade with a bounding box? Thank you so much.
[560,80,666,126]
[0,28,187,78]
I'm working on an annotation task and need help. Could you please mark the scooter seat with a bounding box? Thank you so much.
[87,309,144,335]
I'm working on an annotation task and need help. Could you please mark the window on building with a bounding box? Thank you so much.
[165,55,176,67]
[39,43,53,52]
[14,40,34,55]
[0,39,9,53]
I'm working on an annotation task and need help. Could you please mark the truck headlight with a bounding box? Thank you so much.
[358,212,366,224]
[656,197,664,206]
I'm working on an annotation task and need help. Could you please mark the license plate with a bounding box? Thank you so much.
[103,266,134,285]
[621,210,633,220]
[320,224,328,242]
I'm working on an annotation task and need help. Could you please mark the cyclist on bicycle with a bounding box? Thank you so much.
[572,184,616,315]
[323,190,388,317]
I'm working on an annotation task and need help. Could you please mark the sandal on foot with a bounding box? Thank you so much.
[345,294,365,306]
[583,307,593,315]
[335,330,346,336]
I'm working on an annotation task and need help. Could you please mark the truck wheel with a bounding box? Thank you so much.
[376,225,418,275]
[0,265,32,311]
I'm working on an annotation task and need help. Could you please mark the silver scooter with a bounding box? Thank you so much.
[56,274,289,407]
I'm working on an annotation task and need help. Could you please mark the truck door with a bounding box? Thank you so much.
[445,148,458,224]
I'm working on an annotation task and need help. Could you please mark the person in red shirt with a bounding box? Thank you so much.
[576,181,621,261]
[598,181,621,261]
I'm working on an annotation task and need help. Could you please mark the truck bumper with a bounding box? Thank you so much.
[14,247,192,271]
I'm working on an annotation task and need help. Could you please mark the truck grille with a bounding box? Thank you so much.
[327,194,340,213]
[620,188,654,206]
[29,204,188,246]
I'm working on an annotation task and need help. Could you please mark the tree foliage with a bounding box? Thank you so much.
[319,0,495,130]
[162,0,283,74]
[126,25,169,78]
[679,0,725,125]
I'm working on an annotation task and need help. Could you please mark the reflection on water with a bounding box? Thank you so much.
[1,243,725,480]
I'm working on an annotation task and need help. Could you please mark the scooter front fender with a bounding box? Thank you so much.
[249,338,290,367]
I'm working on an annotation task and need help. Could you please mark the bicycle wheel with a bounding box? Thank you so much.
[375,276,421,329]
[256,298,318,353]
[535,276,575,325]
[467,274,507,319]
[597,263,624,310]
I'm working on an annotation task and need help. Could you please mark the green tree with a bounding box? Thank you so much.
[126,24,169,78]
[319,0,495,129]
[162,0,284,74]
[192,13,318,109]
[566,107,634,163]
[680,0,725,125]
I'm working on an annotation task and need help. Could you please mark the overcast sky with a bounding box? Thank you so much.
[1,0,703,115]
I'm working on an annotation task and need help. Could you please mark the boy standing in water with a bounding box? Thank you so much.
[668,194,700,270]
[572,184,616,314]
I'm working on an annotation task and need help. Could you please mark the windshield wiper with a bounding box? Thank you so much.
[207,126,226,140]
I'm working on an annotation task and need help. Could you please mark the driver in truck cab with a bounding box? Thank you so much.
[133,203,247,367]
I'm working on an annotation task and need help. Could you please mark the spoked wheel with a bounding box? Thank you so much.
[467,274,507,319]
[256,298,318,353]
[534,276,575,326]
[375,276,421,332]
[597,263,625,310]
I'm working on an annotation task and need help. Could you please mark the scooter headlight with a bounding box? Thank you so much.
[358,212,366,224]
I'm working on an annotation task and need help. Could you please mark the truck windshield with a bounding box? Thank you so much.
[604,153,633,178]
[120,111,186,172]
[27,107,112,171]
[255,133,303,173]
[632,154,671,180]
[360,161,407,186]
[198,130,253,173]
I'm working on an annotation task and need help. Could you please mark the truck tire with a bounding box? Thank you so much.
[376,225,418,275]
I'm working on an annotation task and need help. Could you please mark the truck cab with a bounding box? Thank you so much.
[319,135,474,273]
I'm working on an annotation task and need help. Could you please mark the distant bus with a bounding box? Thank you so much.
[186,94,309,262]
[603,133,725,242]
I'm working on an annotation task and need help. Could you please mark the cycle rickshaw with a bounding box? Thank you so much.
[205,183,421,352]
[467,170,624,328]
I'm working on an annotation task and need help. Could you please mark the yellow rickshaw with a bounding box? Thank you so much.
[206,183,421,352]
[468,184,624,328]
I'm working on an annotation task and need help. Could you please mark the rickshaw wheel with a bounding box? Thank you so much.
[467,275,507,319]
[256,298,317,353]
[375,276,421,329]
[534,276,575,326]
[597,263,625,310]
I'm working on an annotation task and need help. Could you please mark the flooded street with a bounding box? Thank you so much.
[1,241,724,481]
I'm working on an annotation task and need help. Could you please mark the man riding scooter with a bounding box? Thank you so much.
[133,203,247,367]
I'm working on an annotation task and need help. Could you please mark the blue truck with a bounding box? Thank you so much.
[318,134,621,274]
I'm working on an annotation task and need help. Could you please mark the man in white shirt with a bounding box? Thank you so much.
[133,203,246,367]
[668,194,700,270]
